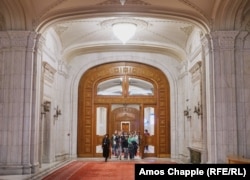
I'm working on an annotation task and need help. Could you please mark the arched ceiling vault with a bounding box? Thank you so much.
[0,0,249,63]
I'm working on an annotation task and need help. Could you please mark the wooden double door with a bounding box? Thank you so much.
[95,104,156,158]
[77,62,170,158]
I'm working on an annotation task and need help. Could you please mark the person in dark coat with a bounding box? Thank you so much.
[102,134,110,162]
[122,135,129,159]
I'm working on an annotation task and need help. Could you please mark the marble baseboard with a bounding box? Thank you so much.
[0,165,28,175]
[0,163,39,175]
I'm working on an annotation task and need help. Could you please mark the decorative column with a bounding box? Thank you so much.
[208,31,239,163]
[200,35,210,163]
[234,31,249,157]
[0,31,41,175]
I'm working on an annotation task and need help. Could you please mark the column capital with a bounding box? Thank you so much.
[0,31,39,50]
[210,31,239,50]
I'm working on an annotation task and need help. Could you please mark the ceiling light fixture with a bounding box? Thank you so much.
[119,0,126,6]
[112,23,137,44]
[102,18,147,44]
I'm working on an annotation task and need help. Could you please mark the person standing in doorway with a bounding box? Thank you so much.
[128,133,135,159]
[144,129,150,152]
[122,135,129,159]
[102,134,110,162]
[111,130,118,156]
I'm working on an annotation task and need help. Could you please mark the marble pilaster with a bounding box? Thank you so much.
[235,31,250,157]
[0,31,41,175]
[208,31,239,163]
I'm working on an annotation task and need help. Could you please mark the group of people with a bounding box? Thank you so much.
[102,130,140,162]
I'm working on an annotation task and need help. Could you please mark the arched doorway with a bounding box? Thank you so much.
[77,62,170,158]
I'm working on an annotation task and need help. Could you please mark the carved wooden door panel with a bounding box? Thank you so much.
[77,62,170,158]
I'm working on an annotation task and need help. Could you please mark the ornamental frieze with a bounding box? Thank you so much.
[94,97,156,104]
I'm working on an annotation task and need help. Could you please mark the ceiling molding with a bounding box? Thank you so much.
[63,44,185,62]
[35,6,210,33]
[98,0,151,6]
[178,0,210,22]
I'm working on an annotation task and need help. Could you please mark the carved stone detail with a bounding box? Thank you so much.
[36,35,45,52]
[43,62,57,84]
[8,31,32,48]
[0,31,38,49]
[211,31,239,50]
[58,61,69,78]
[180,25,194,36]
[0,32,10,48]
[189,61,201,84]
[235,31,248,49]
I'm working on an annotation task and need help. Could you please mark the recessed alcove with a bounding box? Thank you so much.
[188,147,201,164]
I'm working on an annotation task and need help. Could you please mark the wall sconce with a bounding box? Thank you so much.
[184,106,191,119]
[194,102,202,117]
[54,106,62,118]
[41,101,50,114]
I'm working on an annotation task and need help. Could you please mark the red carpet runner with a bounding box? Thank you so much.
[42,161,135,180]
[42,159,177,180]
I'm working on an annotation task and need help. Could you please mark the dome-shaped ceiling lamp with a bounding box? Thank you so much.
[112,23,137,44]
[119,0,126,5]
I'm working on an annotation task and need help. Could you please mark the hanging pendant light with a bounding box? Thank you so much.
[112,23,137,44]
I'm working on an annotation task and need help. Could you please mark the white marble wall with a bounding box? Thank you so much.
[205,31,250,163]
[0,31,41,175]
[1,29,250,175]
[41,30,250,165]
[40,29,70,164]
[235,32,250,157]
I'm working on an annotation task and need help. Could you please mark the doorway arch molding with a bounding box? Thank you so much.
[77,61,171,157]
[67,54,179,158]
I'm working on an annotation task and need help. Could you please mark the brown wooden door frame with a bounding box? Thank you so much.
[77,62,170,158]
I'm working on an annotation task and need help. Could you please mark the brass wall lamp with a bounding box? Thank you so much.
[184,106,191,119]
[41,101,50,114]
[194,102,202,117]
[54,106,62,118]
